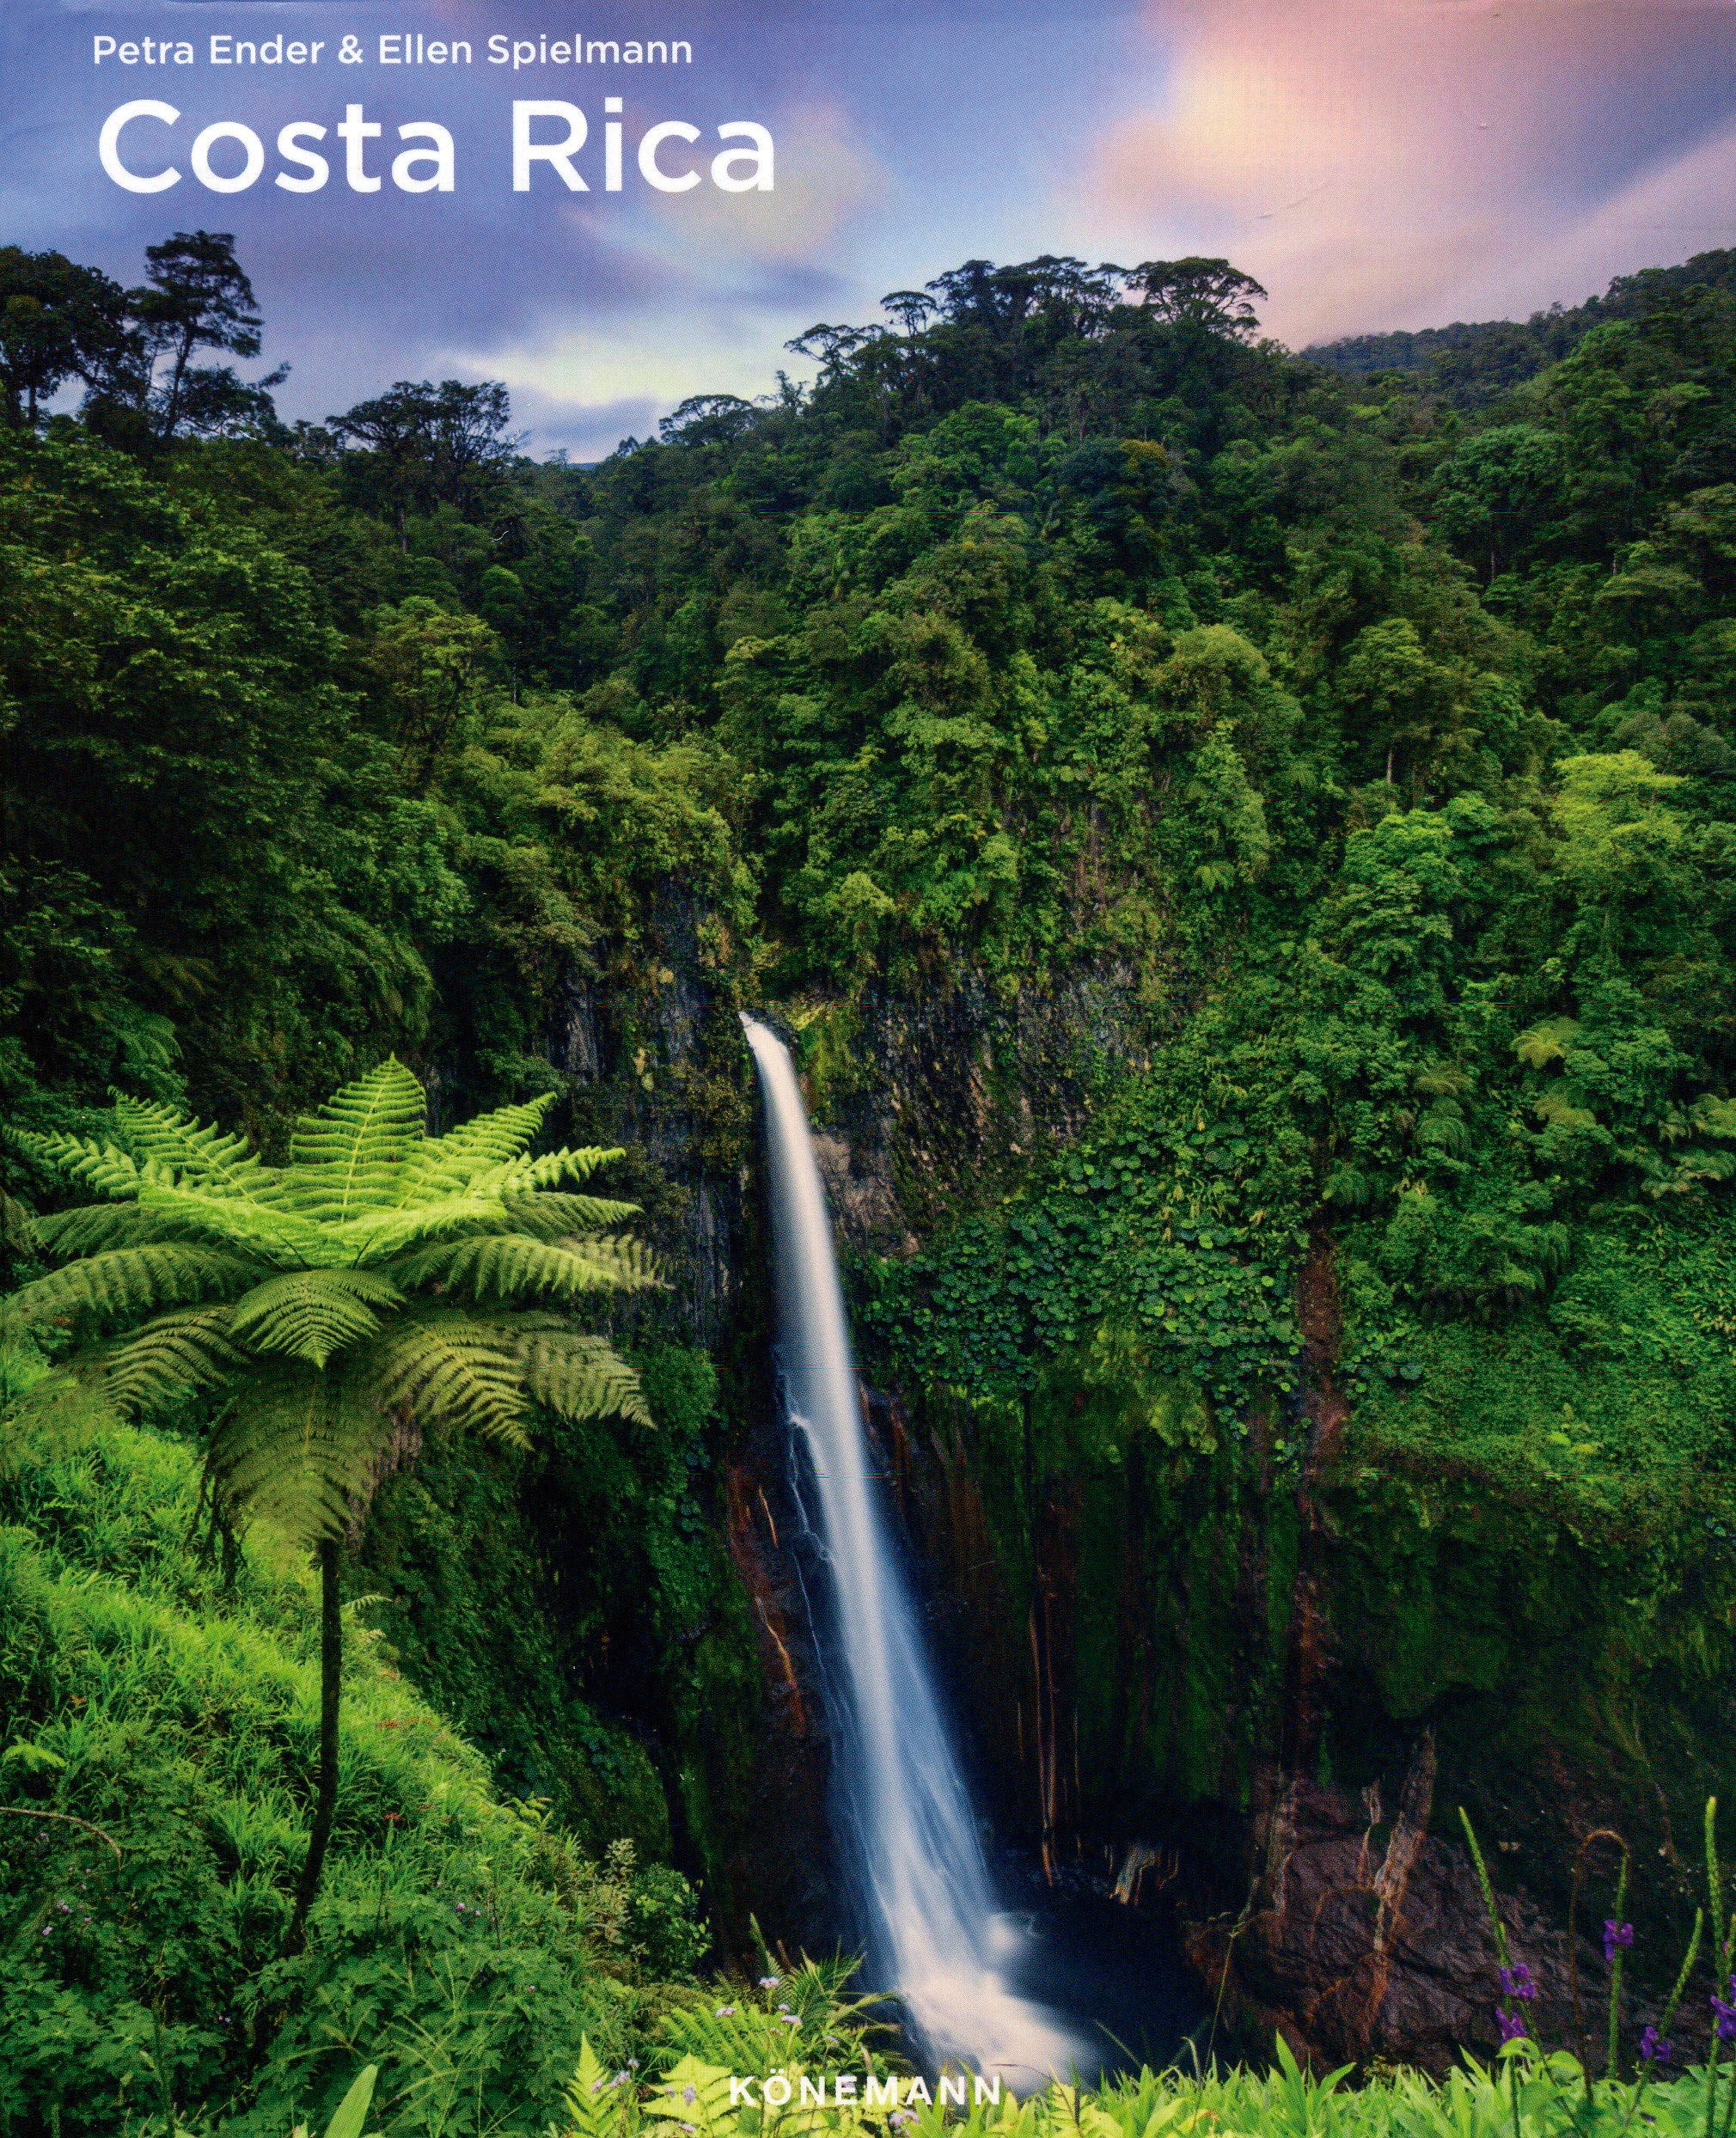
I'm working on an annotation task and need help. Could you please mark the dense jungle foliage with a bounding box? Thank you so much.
[10,228,1736,2125]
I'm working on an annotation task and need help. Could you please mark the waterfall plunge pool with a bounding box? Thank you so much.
[982,1851,1210,2081]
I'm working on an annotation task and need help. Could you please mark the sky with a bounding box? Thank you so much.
[3,0,1735,457]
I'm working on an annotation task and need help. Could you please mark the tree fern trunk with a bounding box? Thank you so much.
[285,1536,342,1954]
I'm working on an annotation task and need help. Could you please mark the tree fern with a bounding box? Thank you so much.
[2,1055,654,1946]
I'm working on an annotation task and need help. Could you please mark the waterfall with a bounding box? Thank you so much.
[742,1016,1083,2084]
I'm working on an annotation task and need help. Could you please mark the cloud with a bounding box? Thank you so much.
[431,103,883,450]
[635,99,888,271]
[1079,0,1736,344]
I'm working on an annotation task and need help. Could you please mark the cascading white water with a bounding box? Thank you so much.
[742,1015,1084,2085]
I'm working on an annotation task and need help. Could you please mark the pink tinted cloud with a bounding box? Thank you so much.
[1084,0,1736,344]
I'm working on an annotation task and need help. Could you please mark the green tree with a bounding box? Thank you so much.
[3,1059,655,1947]
[0,247,134,428]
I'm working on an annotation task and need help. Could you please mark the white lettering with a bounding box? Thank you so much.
[99,100,180,192]
[336,102,382,191]
[712,120,773,192]
[638,118,699,192]
[191,119,264,192]
[393,120,454,192]
[604,97,623,190]
[276,122,329,192]
[513,100,588,189]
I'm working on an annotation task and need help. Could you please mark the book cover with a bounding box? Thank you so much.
[3,2,1735,2129]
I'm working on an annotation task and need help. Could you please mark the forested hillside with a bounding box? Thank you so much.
[8,232,1736,2124]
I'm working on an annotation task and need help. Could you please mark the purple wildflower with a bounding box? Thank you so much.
[714,2005,737,2018]
[1640,2025,1675,2067]
[1497,2009,1529,2043]
[1499,1963,1537,2002]
[1605,1920,1635,1964]
[682,2083,697,2104]
[889,2114,918,2130]
[758,1974,779,1989]
[1712,1993,1736,2043]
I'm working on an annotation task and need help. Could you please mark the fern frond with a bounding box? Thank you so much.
[83,1305,242,1416]
[35,1202,214,1257]
[518,1332,650,1426]
[387,1233,659,1303]
[111,1097,273,1201]
[333,1194,641,1261]
[5,1128,156,1200]
[646,2055,749,2138]
[486,1146,625,1197]
[1,1370,119,1471]
[400,1093,557,1198]
[229,1269,405,1367]
[2,1244,263,1333]
[288,1058,427,1219]
[500,1193,643,1238]
[7,1310,238,1453]
[132,1183,333,1267]
[353,1312,533,1444]
[205,1371,388,1542]
[327,1193,517,1265]
[562,2038,636,2138]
